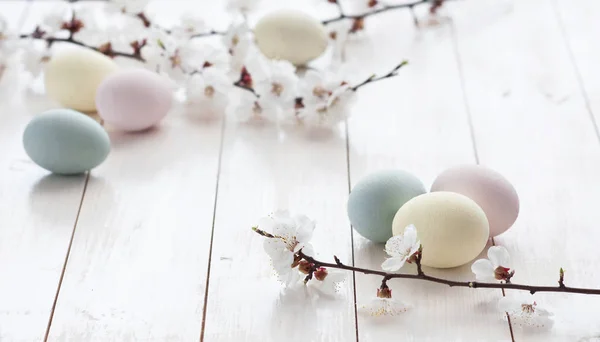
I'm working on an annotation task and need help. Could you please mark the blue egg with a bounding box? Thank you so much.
[23,109,110,175]
[347,170,426,243]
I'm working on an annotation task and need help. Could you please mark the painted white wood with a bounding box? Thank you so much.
[343,5,513,341]
[452,0,600,340]
[14,1,223,340]
[202,123,356,342]
[0,2,89,342]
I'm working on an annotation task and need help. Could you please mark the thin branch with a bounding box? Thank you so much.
[191,30,227,38]
[351,60,408,91]
[297,250,600,295]
[322,0,449,25]
[20,33,145,62]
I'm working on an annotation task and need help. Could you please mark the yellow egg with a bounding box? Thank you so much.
[44,47,119,112]
[254,10,328,66]
[392,192,489,268]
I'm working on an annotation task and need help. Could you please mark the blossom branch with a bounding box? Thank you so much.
[322,0,447,25]
[350,60,408,91]
[19,30,146,62]
[296,250,600,295]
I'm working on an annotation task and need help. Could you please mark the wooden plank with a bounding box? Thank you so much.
[17,1,224,340]
[344,6,513,341]
[201,125,356,342]
[0,2,90,341]
[452,0,600,340]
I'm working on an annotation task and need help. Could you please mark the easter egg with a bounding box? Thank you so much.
[254,9,328,66]
[347,170,426,243]
[431,165,519,237]
[44,47,118,112]
[96,69,173,132]
[392,192,489,268]
[23,109,110,175]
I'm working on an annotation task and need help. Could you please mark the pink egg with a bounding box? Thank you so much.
[96,69,173,132]
[431,165,519,237]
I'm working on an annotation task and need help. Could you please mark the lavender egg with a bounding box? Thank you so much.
[431,165,519,237]
[96,69,173,132]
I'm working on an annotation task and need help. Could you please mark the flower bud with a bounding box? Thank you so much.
[494,266,514,281]
[314,267,328,281]
[377,286,392,299]
[298,260,313,274]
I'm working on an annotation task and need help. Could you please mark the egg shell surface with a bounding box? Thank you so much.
[254,9,328,66]
[392,191,489,268]
[96,69,173,132]
[431,164,519,237]
[347,170,426,243]
[23,109,110,175]
[44,47,119,112]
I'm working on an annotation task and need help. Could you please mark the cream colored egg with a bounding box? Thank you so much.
[254,9,328,66]
[44,47,119,112]
[392,192,489,268]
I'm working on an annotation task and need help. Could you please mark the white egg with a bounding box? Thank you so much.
[44,47,119,112]
[392,192,489,268]
[254,9,328,66]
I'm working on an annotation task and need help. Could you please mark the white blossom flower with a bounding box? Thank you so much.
[360,287,411,316]
[381,224,420,272]
[40,2,72,35]
[0,16,19,64]
[106,0,150,14]
[471,246,514,282]
[326,20,353,61]
[226,0,262,15]
[298,85,355,127]
[498,295,554,330]
[222,21,252,72]
[229,91,279,122]
[20,40,51,78]
[185,68,231,118]
[179,43,230,72]
[141,36,192,82]
[170,13,206,41]
[258,211,316,286]
[250,57,298,107]
[308,268,346,297]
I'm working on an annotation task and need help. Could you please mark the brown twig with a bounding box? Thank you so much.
[351,60,408,91]
[322,0,446,25]
[296,250,600,295]
[20,31,145,62]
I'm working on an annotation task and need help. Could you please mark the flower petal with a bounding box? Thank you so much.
[295,214,315,243]
[403,224,418,246]
[471,259,496,281]
[384,235,405,257]
[299,243,314,257]
[488,246,510,268]
[497,296,519,313]
[359,298,411,317]
[381,256,406,272]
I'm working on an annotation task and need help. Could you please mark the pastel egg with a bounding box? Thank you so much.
[347,170,426,243]
[23,109,110,175]
[96,69,173,132]
[45,47,118,112]
[392,192,489,268]
[431,165,519,237]
[254,9,328,66]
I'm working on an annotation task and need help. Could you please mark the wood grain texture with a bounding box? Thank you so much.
[16,2,224,340]
[452,0,600,340]
[0,2,90,342]
[343,6,512,341]
[201,119,356,341]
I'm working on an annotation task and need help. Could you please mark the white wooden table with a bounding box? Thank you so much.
[1,0,600,341]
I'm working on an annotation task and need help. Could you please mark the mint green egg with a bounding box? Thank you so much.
[23,109,110,175]
[347,170,426,243]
